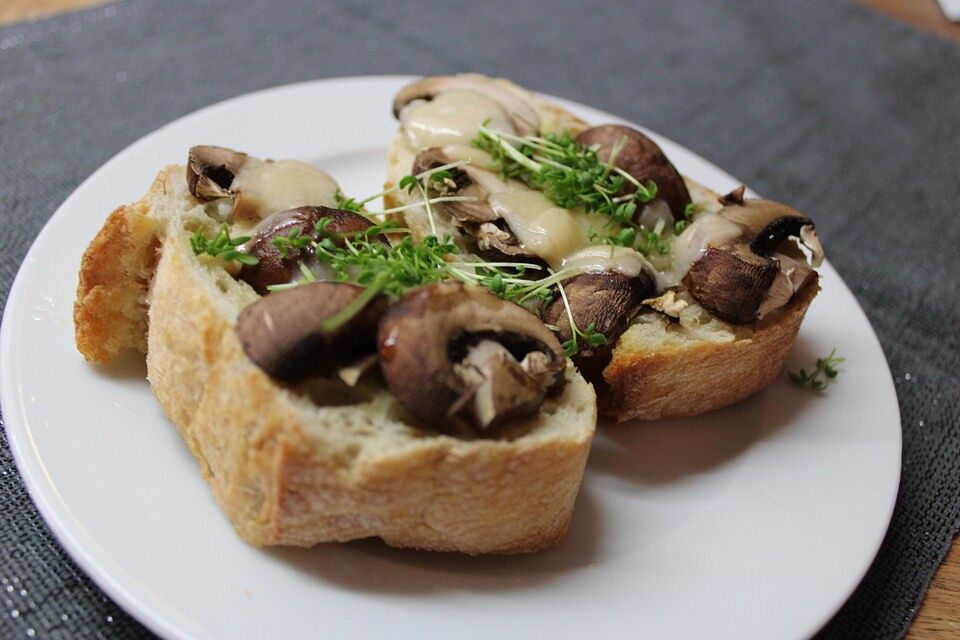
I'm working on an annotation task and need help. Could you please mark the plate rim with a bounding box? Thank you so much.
[0,74,902,640]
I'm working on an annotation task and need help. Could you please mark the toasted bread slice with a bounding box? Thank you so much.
[386,75,819,422]
[600,278,817,421]
[74,164,596,554]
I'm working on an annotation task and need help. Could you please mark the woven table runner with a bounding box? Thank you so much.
[1,1,958,638]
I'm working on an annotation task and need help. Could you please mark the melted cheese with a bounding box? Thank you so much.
[562,246,653,278]
[396,91,815,321]
[659,212,742,289]
[440,143,495,168]
[487,189,592,268]
[400,90,515,149]
[398,90,681,280]
[484,182,648,276]
[233,159,339,223]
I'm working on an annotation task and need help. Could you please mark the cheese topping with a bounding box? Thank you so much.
[397,89,762,286]
[401,90,516,149]
[659,212,742,289]
[233,159,339,224]
[399,91,659,277]
[487,188,592,268]
[440,143,495,167]
[562,245,653,278]
[392,85,824,328]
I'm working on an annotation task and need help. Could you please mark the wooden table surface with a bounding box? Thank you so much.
[1,0,957,638]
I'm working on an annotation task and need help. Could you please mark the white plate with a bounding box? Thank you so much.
[1,76,901,640]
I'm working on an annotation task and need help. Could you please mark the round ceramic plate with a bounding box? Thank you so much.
[1,76,901,640]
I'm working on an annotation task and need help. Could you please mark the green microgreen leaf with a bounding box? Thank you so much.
[789,349,845,391]
[271,227,313,258]
[471,125,672,257]
[333,189,363,213]
[190,225,258,265]
[553,272,608,357]
[674,201,696,234]
[238,163,588,348]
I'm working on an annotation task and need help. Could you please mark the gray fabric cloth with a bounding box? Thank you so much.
[1,0,958,637]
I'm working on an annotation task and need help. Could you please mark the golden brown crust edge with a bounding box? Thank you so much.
[600,280,819,422]
[73,171,171,362]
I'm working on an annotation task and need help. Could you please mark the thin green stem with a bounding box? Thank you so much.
[415,180,438,237]
[379,196,478,215]
[319,273,388,332]
[552,271,580,353]
[358,159,474,205]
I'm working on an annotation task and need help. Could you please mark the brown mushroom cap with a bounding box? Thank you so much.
[684,196,823,324]
[238,206,386,295]
[187,145,247,201]
[575,125,692,220]
[378,282,565,432]
[393,75,540,136]
[236,282,387,382]
[685,245,779,324]
[542,271,656,359]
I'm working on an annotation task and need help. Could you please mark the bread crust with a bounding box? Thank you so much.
[386,76,821,422]
[599,280,818,421]
[74,171,171,362]
[76,168,597,554]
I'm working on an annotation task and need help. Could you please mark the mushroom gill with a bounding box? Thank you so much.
[187,145,247,201]
[411,148,534,260]
[411,147,499,224]
[377,282,565,432]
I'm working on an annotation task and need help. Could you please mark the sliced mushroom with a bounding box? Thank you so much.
[393,74,540,136]
[684,196,824,324]
[187,145,248,201]
[719,185,747,206]
[643,289,688,318]
[238,206,386,295]
[542,271,656,359]
[411,148,499,223]
[411,148,536,262]
[473,221,532,258]
[236,282,388,382]
[378,282,565,432]
[575,125,692,219]
[757,246,817,318]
